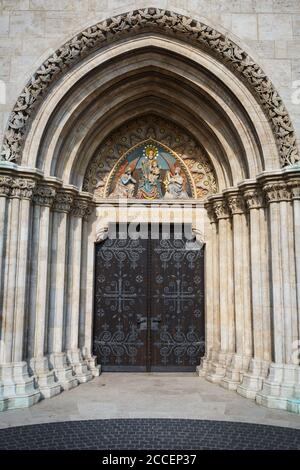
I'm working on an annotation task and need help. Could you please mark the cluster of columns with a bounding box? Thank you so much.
[199,168,300,413]
[0,166,100,411]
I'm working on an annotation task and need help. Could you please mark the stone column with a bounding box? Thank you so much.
[80,204,100,376]
[256,179,298,410]
[237,183,271,398]
[286,176,300,413]
[0,176,40,410]
[206,196,234,383]
[28,184,61,398]
[48,189,78,390]
[65,197,92,383]
[221,190,252,390]
[197,202,219,376]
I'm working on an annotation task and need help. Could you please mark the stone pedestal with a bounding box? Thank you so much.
[29,357,61,398]
[221,354,251,391]
[82,347,101,377]
[49,353,78,390]
[0,362,40,411]
[67,349,93,383]
[256,363,299,410]
[237,358,270,399]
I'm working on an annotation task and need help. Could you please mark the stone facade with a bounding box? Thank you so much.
[0,3,300,414]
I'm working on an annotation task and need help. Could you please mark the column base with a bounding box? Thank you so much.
[0,361,40,411]
[220,354,251,391]
[205,351,232,384]
[49,353,78,390]
[196,351,212,377]
[67,349,93,383]
[29,356,61,399]
[256,363,299,411]
[237,359,270,399]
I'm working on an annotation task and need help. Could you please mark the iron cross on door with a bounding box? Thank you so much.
[93,224,205,371]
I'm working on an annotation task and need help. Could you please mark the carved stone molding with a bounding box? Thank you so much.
[52,190,74,213]
[95,225,109,242]
[0,8,298,167]
[263,182,291,203]
[33,184,56,207]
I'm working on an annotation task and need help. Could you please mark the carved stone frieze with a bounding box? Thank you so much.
[0,8,297,167]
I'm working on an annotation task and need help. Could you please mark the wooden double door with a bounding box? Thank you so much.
[93,224,205,371]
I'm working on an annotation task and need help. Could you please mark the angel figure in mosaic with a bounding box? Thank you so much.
[164,166,189,199]
[109,166,136,198]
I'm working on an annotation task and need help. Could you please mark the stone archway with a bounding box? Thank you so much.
[0,8,299,413]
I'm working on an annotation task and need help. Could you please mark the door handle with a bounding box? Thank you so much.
[151,317,161,330]
[137,316,147,330]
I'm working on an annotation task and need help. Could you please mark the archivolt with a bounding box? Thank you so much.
[0,7,298,167]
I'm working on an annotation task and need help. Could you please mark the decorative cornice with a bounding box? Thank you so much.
[0,8,298,167]
[33,184,56,206]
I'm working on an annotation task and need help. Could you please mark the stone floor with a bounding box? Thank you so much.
[1,373,300,430]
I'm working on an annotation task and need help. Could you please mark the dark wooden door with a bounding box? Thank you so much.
[93,224,205,371]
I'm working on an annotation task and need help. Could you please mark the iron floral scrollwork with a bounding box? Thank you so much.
[94,323,143,365]
[154,325,205,366]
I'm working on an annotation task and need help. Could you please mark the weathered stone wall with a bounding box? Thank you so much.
[0,0,300,154]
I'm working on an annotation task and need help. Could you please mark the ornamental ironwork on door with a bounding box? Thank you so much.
[93,224,205,371]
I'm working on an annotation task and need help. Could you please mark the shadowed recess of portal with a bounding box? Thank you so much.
[0,419,299,450]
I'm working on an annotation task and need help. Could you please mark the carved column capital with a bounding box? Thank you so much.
[33,184,56,207]
[243,188,265,210]
[10,177,36,199]
[287,179,300,200]
[204,201,217,224]
[226,194,245,215]
[71,197,89,218]
[212,199,230,220]
[52,190,74,213]
[263,181,291,203]
[0,175,13,197]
